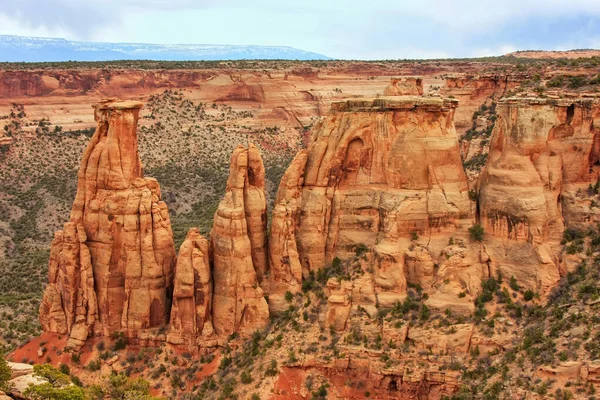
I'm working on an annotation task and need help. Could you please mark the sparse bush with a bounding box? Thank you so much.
[469,224,484,242]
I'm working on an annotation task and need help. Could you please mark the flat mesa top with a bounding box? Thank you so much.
[94,100,144,110]
[331,96,458,112]
[500,96,600,107]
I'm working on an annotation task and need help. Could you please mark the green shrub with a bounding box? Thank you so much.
[523,290,535,301]
[24,383,85,400]
[469,224,484,242]
[0,348,11,391]
[568,76,587,89]
[284,291,293,303]
[265,359,278,377]
[240,371,253,384]
[547,76,564,87]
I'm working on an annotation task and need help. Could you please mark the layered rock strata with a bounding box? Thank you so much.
[39,223,96,348]
[383,77,424,96]
[167,228,213,346]
[210,144,270,335]
[267,96,482,314]
[39,100,177,345]
[478,97,600,293]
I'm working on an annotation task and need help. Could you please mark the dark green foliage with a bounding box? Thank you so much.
[284,291,294,303]
[522,324,556,365]
[240,371,253,384]
[546,75,564,87]
[463,154,488,171]
[311,384,329,400]
[265,359,278,377]
[111,332,128,351]
[0,347,11,391]
[568,75,587,89]
[58,364,70,376]
[469,224,484,242]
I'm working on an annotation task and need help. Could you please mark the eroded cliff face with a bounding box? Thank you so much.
[478,97,600,293]
[32,84,600,399]
[267,96,485,317]
[39,223,96,348]
[441,74,518,132]
[383,77,424,96]
[39,100,177,345]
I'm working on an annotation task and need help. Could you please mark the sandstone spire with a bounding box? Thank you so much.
[265,150,308,313]
[40,100,176,345]
[167,228,213,345]
[211,144,269,336]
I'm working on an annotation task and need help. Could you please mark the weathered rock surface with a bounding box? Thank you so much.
[6,362,45,399]
[383,77,424,96]
[39,99,176,345]
[211,144,270,336]
[39,223,97,348]
[268,97,477,309]
[478,97,600,293]
[167,228,213,346]
[265,150,308,313]
[440,74,517,132]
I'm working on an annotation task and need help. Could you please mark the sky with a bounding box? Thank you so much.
[1,0,600,59]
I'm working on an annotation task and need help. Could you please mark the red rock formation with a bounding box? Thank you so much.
[383,77,424,96]
[167,228,213,346]
[39,223,97,348]
[268,96,483,319]
[265,150,308,313]
[297,97,470,271]
[40,99,176,345]
[478,97,600,293]
[440,74,517,132]
[210,144,269,336]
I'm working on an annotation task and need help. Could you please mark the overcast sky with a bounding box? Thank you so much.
[1,0,600,59]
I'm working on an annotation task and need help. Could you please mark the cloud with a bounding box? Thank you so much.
[0,0,228,38]
[1,0,600,58]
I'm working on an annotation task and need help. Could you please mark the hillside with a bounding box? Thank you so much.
[2,58,600,399]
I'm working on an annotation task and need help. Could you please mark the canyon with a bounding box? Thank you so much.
[3,58,600,399]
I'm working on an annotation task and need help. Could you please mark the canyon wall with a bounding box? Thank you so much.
[38,87,600,353]
[478,97,600,292]
[266,95,485,319]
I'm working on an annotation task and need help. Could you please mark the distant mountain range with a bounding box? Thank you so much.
[0,35,331,62]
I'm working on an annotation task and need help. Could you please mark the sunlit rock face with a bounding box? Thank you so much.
[40,100,176,346]
[210,144,270,336]
[478,97,600,293]
[268,96,481,315]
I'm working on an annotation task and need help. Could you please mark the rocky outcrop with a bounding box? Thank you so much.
[39,99,176,345]
[167,228,213,346]
[268,96,482,313]
[211,144,270,336]
[265,150,308,313]
[441,74,517,132]
[478,97,600,293]
[383,77,424,96]
[39,223,97,348]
